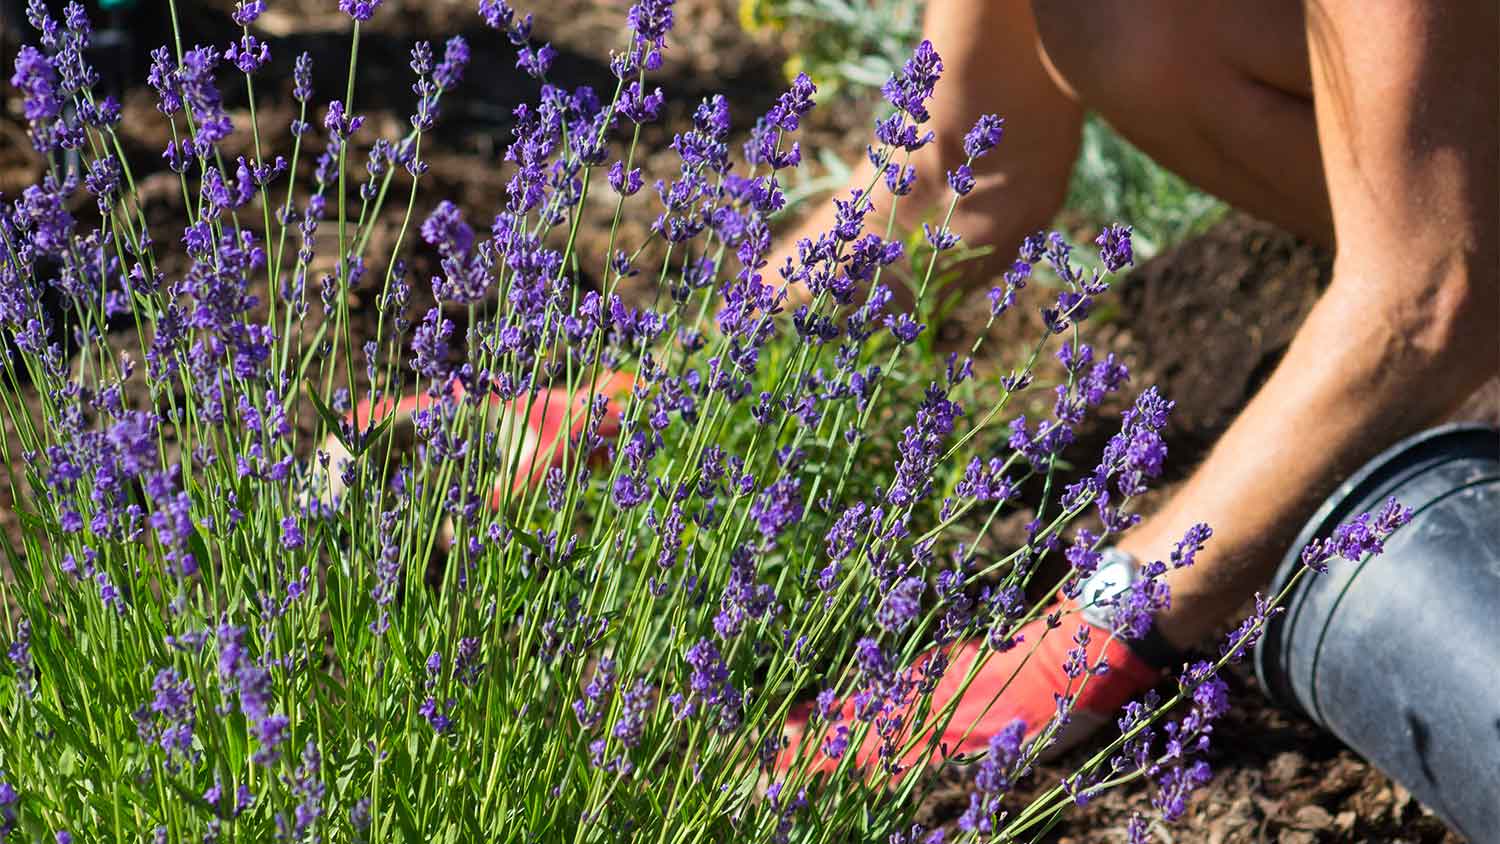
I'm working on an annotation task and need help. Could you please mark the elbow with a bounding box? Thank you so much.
[1382,248,1498,410]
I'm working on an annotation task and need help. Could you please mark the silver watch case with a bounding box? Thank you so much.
[1078,547,1140,629]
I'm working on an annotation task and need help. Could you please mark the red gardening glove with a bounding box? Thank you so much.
[327,370,634,501]
[778,598,1164,776]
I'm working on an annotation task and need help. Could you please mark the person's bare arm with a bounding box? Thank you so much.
[1122,0,1499,648]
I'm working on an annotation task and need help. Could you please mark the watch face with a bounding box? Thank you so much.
[1082,556,1135,608]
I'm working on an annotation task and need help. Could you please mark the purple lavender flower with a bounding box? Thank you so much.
[1300,496,1413,573]
[714,544,776,638]
[351,798,372,838]
[366,509,396,635]
[292,52,314,102]
[882,40,943,124]
[765,781,808,844]
[1218,592,1282,663]
[1153,760,1213,822]
[626,0,677,68]
[253,716,291,767]
[324,100,364,141]
[743,76,818,171]
[886,313,925,345]
[608,161,644,196]
[516,43,557,79]
[410,308,455,381]
[682,638,740,730]
[766,73,817,132]
[884,161,918,194]
[284,741,326,839]
[963,114,1005,158]
[573,658,617,731]
[420,697,454,733]
[750,477,801,542]
[6,621,34,699]
[887,385,963,506]
[955,457,1014,503]
[146,47,181,115]
[479,0,534,45]
[420,201,475,255]
[923,223,960,251]
[176,45,234,155]
[232,1,265,25]
[947,164,975,196]
[876,577,924,633]
[888,825,945,844]
[619,82,665,124]
[227,34,270,75]
[10,46,62,149]
[454,636,484,687]
[1109,563,1170,641]
[134,668,196,770]
[1097,386,1174,504]
[0,776,16,839]
[435,35,470,90]
[612,678,655,750]
[1171,523,1213,568]
[1061,624,1093,679]
[280,515,305,550]
[338,0,384,22]
[957,718,1027,833]
[218,626,290,765]
[1095,223,1134,273]
[672,95,732,173]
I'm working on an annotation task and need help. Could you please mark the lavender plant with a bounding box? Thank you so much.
[0,1,1408,841]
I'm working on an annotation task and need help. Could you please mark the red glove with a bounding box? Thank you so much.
[328,371,634,500]
[779,599,1165,776]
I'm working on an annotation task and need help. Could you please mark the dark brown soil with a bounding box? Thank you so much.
[3,2,1494,841]
[913,661,1464,844]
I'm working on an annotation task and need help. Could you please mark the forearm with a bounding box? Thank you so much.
[1120,260,1494,648]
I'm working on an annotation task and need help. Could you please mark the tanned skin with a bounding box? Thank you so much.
[772,0,1499,649]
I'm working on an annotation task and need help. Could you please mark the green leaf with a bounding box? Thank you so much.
[13,508,58,539]
[222,711,250,772]
[505,518,546,558]
[186,525,213,577]
[390,787,424,841]
[556,541,595,568]
[304,380,349,449]
[166,778,219,816]
[33,705,109,773]
[363,412,396,455]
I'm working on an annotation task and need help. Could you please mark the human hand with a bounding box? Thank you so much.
[777,598,1164,777]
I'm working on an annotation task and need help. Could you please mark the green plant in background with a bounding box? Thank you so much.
[743,0,1224,260]
[739,0,920,95]
[1063,115,1224,259]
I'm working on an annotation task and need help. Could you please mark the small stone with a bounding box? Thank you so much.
[1292,804,1333,829]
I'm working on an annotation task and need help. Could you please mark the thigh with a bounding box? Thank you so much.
[1031,0,1333,248]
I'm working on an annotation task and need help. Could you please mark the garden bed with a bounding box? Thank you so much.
[2,0,1493,840]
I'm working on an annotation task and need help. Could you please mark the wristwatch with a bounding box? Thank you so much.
[1077,547,1185,670]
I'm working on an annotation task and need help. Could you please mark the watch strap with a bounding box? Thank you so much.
[1078,548,1186,671]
